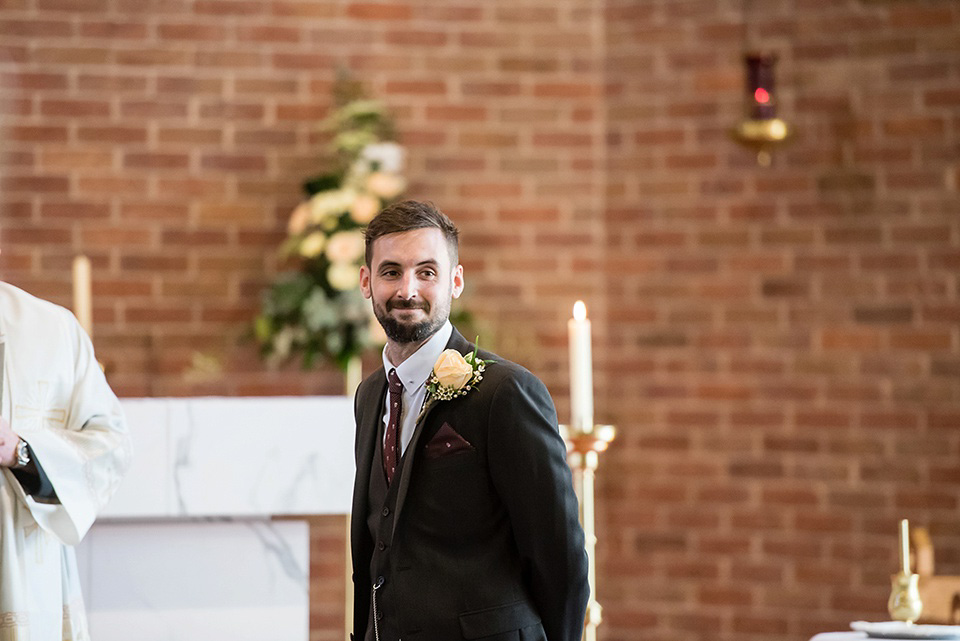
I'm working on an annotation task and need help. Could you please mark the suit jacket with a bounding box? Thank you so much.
[351,328,589,641]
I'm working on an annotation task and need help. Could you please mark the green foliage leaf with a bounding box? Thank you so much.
[303,173,342,197]
[278,235,303,259]
[266,273,313,316]
[302,288,338,331]
[253,315,273,342]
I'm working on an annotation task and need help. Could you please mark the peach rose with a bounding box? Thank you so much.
[366,172,406,199]
[350,193,381,224]
[433,349,473,390]
[368,315,387,345]
[287,202,311,235]
[325,230,365,264]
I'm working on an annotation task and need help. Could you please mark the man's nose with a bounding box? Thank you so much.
[397,272,418,299]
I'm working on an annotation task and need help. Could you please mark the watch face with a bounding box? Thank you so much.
[16,441,29,467]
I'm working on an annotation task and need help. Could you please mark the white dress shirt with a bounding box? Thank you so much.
[380,321,453,456]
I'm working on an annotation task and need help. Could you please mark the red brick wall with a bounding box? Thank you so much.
[0,2,605,640]
[0,1,957,641]
[0,0,605,399]
[602,2,960,641]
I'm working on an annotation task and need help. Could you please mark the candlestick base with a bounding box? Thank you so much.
[889,572,923,624]
[561,424,615,469]
[561,423,615,641]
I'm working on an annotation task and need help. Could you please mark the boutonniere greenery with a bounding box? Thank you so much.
[426,342,495,403]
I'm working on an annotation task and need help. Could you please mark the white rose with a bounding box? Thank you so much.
[327,262,360,291]
[350,193,381,224]
[309,189,355,223]
[308,193,335,223]
[361,142,405,173]
[366,172,406,199]
[325,230,365,263]
[299,231,326,258]
[433,349,473,390]
[273,326,297,359]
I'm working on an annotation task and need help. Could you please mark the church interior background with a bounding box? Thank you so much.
[1,0,959,640]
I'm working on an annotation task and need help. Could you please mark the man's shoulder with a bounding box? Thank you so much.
[0,281,71,327]
[471,347,546,395]
[465,349,558,422]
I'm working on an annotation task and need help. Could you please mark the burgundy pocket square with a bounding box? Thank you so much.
[423,422,474,459]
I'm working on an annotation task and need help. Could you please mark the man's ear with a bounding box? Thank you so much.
[359,265,372,299]
[451,264,464,299]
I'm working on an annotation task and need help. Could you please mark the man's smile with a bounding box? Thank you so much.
[388,300,429,314]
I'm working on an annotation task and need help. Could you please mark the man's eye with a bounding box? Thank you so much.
[420,270,436,279]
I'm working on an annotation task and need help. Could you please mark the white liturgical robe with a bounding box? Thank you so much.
[0,281,132,641]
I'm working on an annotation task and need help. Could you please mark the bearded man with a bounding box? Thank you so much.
[350,200,589,641]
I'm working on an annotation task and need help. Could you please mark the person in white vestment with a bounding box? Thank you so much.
[0,279,132,641]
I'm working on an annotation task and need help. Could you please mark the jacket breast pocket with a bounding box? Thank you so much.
[424,447,476,470]
[458,600,542,640]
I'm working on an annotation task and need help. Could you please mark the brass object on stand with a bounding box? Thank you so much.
[728,52,793,166]
[729,115,791,167]
[561,424,616,641]
[890,572,923,624]
[889,519,923,624]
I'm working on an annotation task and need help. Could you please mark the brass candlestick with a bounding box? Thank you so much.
[889,519,923,624]
[561,424,616,641]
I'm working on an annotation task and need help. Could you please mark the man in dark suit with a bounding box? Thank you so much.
[352,200,589,641]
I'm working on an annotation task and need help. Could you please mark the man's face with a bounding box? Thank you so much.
[360,227,463,345]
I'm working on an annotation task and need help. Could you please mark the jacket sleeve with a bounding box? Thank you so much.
[350,378,372,641]
[10,443,58,501]
[486,369,590,641]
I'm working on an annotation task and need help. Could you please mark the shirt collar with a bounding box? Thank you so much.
[380,321,453,392]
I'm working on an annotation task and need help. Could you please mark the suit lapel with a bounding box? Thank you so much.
[392,328,472,539]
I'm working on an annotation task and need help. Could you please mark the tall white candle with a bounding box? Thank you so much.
[568,300,594,433]
[900,518,910,575]
[72,255,93,337]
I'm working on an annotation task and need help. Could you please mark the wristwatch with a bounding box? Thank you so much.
[13,440,30,469]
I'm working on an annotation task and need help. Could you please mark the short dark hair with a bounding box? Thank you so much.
[364,200,460,267]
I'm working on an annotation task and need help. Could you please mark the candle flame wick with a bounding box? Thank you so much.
[573,300,587,321]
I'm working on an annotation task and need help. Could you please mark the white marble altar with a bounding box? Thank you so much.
[77,520,308,641]
[104,396,355,518]
[75,396,355,641]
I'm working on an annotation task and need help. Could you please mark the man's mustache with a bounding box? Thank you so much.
[387,299,429,312]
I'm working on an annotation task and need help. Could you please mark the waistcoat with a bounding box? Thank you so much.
[365,425,406,641]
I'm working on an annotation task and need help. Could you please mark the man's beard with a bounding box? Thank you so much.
[372,296,450,344]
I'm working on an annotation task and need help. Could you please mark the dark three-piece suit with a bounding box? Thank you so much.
[351,328,590,641]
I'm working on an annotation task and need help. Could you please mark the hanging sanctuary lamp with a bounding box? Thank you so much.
[730,52,792,167]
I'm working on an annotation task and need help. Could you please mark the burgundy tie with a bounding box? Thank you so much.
[383,368,403,485]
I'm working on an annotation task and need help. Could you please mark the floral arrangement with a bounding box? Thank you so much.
[254,77,405,370]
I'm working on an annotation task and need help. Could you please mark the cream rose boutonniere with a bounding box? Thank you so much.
[425,342,495,404]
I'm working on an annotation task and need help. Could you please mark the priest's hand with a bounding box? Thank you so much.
[0,417,22,468]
